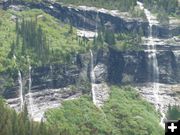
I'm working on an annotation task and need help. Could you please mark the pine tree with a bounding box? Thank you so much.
[104,29,115,46]
[8,41,16,58]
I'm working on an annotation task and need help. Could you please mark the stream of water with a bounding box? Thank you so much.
[90,50,97,106]
[137,1,166,128]
[28,65,34,117]
[18,70,24,111]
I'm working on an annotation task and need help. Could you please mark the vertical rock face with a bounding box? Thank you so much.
[1,1,179,122]
[157,51,177,84]
[5,1,179,38]
[4,63,84,121]
[152,25,180,39]
[30,2,179,38]
[31,64,79,91]
[107,48,125,84]
[3,47,178,95]
[107,49,148,84]
[107,48,180,85]
[1,46,180,120]
[173,51,180,82]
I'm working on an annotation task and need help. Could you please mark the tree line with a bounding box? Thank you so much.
[143,0,179,25]
[0,98,62,135]
[57,0,137,12]
[9,17,50,65]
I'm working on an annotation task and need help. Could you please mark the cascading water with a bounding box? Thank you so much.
[90,50,97,106]
[137,1,166,128]
[95,11,100,37]
[28,65,33,117]
[50,65,53,88]
[18,70,24,111]
[13,54,24,111]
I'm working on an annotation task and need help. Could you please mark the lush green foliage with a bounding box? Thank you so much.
[143,0,179,15]
[45,86,163,135]
[0,98,59,135]
[143,0,179,24]
[0,9,16,73]
[57,0,147,18]
[46,96,111,135]
[58,0,137,12]
[93,27,142,51]
[0,9,91,72]
[0,9,92,94]
[0,86,164,135]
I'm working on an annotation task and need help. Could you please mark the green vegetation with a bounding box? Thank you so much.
[57,0,146,18]
[2,0,137,12]
[0,98,62,135]
[45,86,163,135]
[0,87,163,135]
[143,0,179,25]
[167,105,180,120]
[0,4,143,96]
[93,27,142,51]
[57,0,137,12]
[143,0,179,15]
[0,86,165,135]
[0,9,92,94]
[0,9,91,72]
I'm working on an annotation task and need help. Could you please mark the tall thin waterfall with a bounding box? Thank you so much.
[95,11,99,37]
[50,65,53,88]
[137,1,166,127]
[28,65,33,117]
[18,70,24,111]
[90,50,97,105]
[13,55,24,111]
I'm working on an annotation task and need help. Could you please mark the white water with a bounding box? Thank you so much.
[137,1,166,128]
[18,70,24,111]
[13,54,24,111]
[28,65,34,117]
[173,51,180,62]
[95,11,100,37]
[90,50,97,106]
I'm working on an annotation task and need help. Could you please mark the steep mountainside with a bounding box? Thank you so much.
[0,0,180,135]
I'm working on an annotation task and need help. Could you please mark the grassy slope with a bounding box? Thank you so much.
[0,8,91,72]
[45,86,164,135]
[0,9,16,72]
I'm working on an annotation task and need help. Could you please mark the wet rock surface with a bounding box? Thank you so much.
[135,83,180,116]
[91,83,109,108]
[0,0,180,122]
[107,47,180,84]
[7,87,81,121]
[2,45,180,121]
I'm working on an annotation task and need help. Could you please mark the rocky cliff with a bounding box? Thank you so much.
[2,1,180,38]
[0,1,180,121]
[1,44,180,120]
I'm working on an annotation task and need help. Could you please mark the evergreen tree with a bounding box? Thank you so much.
[8,41,16,58]
[104,29,116,46]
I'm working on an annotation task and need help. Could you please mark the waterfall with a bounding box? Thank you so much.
[173,51,180,62]
[95,11,99,37]
[137,1,166,128]
[28,65,33,117]
[13,54,24,111]
[90,50,97,106]
[18,70,24,111]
